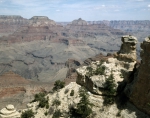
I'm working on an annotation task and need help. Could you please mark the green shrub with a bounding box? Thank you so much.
[86,67,93,72]
[103,96,115,105]
[38,97,49,108]
[44,111,48,116]
[21,109,34,118]
[32,93,46,102]
[53,80,65,91]
[46,104,49,109]
[94,66,105,75]
[32,92,49,108]
[52,99,61,108]
[70,90,74,96]
[52,109,62,118]
[103,74,117,105]
[105,74,116,95]
[70,87,93,118]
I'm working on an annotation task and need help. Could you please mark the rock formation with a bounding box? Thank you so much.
[0,104,20,118]
[76,35,137,95]
[29,16,56,27]
[71,18,88,25]
[0,15,28,36]
[129,36,150,115]
[114,35,137,62]
[17,82,149,118]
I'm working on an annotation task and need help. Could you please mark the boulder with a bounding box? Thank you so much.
[0,104,20,118]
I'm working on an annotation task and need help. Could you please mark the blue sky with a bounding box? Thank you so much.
[0,0,150,21]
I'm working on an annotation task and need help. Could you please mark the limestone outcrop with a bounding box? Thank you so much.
[76,57,135,95]
[71,18,88,25]
[19,82,149,118]
[76,35,137,95]
[0,104,20,118]
[29,16,56,27]
[114,35,137,62]
[130,36,150,115]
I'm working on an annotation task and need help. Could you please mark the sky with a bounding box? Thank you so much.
[0,0,150,21]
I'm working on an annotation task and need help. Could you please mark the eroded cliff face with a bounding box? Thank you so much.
[130,36,150,115]
[76,35,137,95]
[0,15,28,36]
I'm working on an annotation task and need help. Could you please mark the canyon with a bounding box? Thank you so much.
[0,15,150,117]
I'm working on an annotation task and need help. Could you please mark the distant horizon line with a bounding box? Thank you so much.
[0,15,150,22]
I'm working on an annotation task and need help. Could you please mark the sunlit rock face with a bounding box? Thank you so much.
[114,35,137,62]
[76,35,137,95]
[130,36,150,115]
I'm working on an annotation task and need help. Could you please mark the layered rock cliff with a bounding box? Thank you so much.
[129,36,150,115]
[0,15,28,36]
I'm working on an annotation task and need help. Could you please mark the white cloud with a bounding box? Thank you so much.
[56,9,60,12]
[101,5,105,7]
[148,4,150,7]
[135,0,144,1]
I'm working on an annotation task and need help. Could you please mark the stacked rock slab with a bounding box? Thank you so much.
[114,35,137,62]
[130,36,150,115]
[0,104,20,118]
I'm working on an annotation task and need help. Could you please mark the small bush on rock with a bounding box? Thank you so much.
[32,92,49,108]
[52,109,62,118]
[21,109,34,118]
[70,87,93,118]
[52,99,61,108]
[103,74,117,105]
[53,80,65,91]
[70,90,74,96]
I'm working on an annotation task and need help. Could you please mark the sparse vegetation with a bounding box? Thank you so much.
[52,109,62,118]
[105,74,116,95]
[52,99,61,108]
[44,111,48,116]
[32,92,49,108]
[53,80,65,91]
[70,90,74,96]
[21,109,34,118]
[116,110,121,117]
[46,104,49,109]
[69,87,93,118]
[32,92,46,102]
[103,74,117,105]
[86,60,105,77]
[93,66,105,75]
